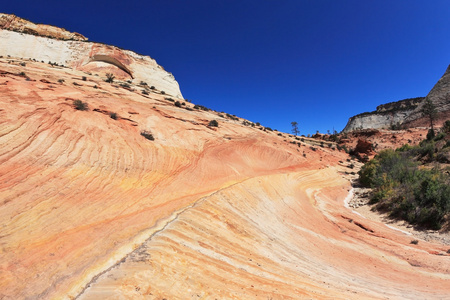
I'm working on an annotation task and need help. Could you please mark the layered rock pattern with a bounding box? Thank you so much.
[1,57,450,299]
[342,97,424,132]
[0,14,183,98]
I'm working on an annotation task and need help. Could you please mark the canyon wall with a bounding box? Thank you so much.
[0,14,183,98]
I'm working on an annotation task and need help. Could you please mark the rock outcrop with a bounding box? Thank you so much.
[0,13,87,41]
[343,64,450,132]
[0,13,183,98]
[342,97,424,132]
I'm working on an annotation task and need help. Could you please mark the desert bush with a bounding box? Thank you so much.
[443,120,450,133]
[359,148,450,229]
[174,101,182,107]
[58,79,65,83]
[209,120,219,127]
[142,89,149,95]
[140,130,154,140]
[426,128,436,140]
[105,73,115,83]
[73,100,88,111]
[109,112,118,120]
[434,132,445,141]
[82,76,87,81]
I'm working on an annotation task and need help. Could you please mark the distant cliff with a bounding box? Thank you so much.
[0,13,183,98]
[343,65,450,132]
[342,97,424,132]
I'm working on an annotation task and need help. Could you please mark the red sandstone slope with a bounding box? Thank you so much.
[1,58,449,300]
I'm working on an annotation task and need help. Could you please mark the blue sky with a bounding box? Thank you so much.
[3,1,450,134]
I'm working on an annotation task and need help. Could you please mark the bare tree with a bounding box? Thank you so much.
[291,121,300,136]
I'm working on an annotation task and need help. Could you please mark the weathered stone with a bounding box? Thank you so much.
[0,14,183,98]
[343,66,450,132]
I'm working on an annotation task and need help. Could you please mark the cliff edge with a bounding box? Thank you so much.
[343,65,450,132]
[0,13,183,98]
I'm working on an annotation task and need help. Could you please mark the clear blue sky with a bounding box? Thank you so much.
[3,1,450,134]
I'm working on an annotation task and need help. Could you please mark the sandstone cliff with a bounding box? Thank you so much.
[343,65,450,132]
[0,14,183,99]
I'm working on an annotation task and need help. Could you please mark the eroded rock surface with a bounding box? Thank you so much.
[1,54,450,299]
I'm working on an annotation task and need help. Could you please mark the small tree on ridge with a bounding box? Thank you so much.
[291,121,300,136]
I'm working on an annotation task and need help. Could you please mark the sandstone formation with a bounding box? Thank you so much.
[1,55,450,300]
[343,65,450,132]
[342,97,423,132]
[0,14,183,98]
[0,13,87,41]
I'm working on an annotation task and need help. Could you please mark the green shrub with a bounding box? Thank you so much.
[140,130,154,140]
[105,73,115,83]
[209,120,219,127]
[174,101,182,108]
[434,132,445,141]
[359,147,450,229]
[426,129,435,140]
[443,120,450,133]
[73,100,88,111]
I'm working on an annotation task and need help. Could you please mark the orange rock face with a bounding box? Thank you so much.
[1,58,449,300]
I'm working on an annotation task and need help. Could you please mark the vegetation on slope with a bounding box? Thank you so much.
[359,123,450,230]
